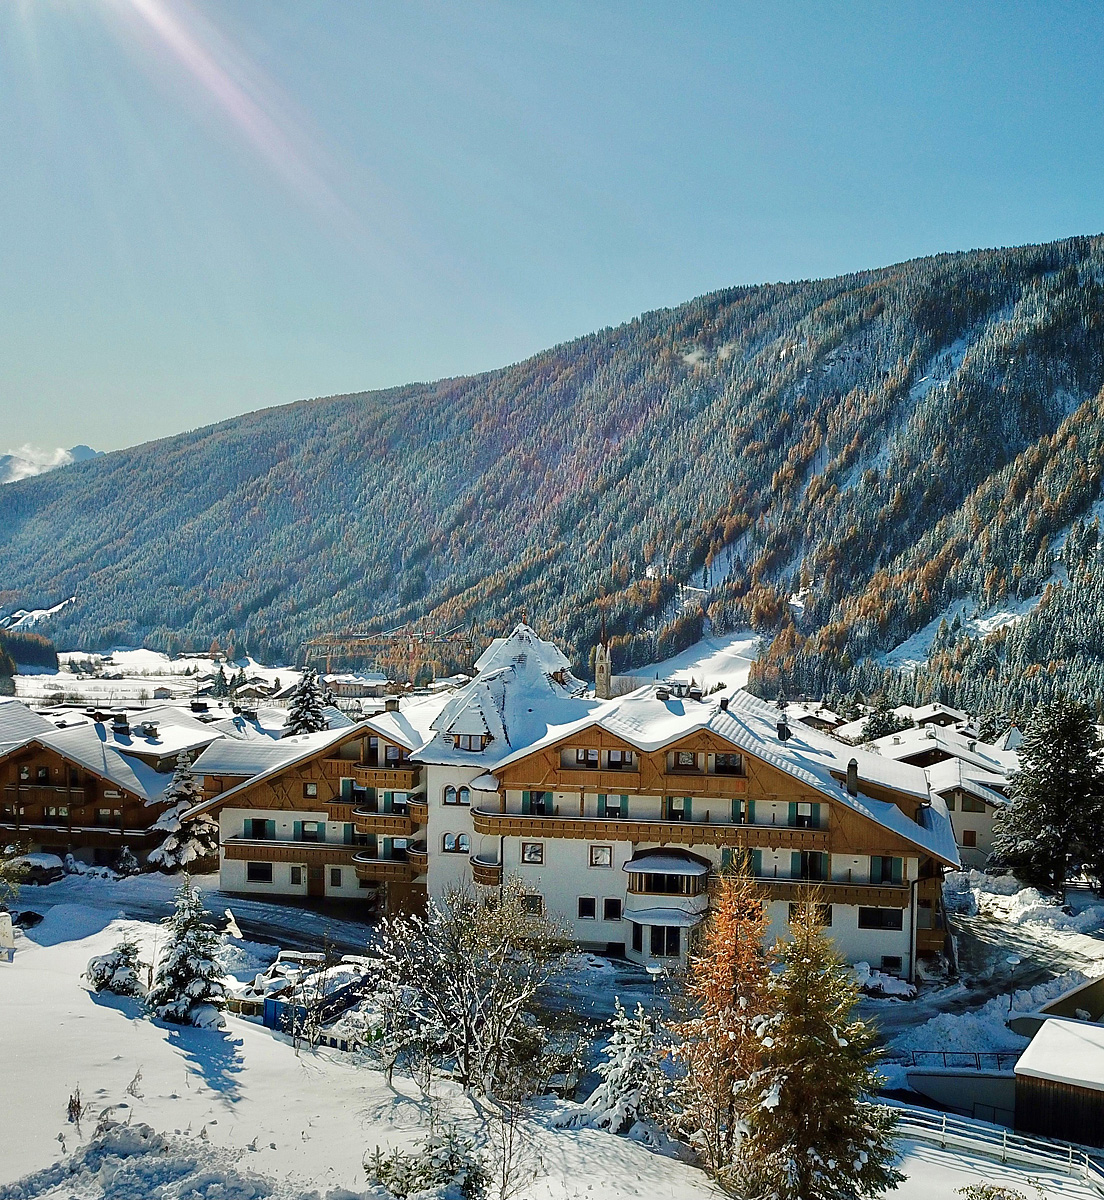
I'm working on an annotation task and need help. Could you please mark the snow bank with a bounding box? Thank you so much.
[944,869,1104,933]
[853,962,916,998]
[894,968,1093,1057]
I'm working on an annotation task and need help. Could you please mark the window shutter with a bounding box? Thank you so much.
[684,796,693,820]
[731,798,743,822]
[819,852,829,880]
[522,791,531,815]
[621,794,629,816]
[383,791,393,814]
[344,823,353,844]
[721,848,732,871]
[266,820,275,839]
[812,803,822,829]
[751,849,762,876]
[597,794,606,817]
[791,851,802,879]
[747,799,756,825]
[383,837,392,859]
[293,820,302,841]
[317,823,326,844]
[788,802,797,826]
[340,778,352,801]
[892,857,903,885]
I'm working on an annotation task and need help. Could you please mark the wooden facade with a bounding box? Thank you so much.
[1015,1074,1104,1148]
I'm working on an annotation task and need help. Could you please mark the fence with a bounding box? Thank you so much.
[887,1101,1104,1195]
[894,1049,1022,1071]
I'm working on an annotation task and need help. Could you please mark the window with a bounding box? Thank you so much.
[673,750,697,771]
[290,866,303,886]
[303,782,318,799]
[631,922,643,952]
[444,785,458,805]
[44,806,68,823]
[359,877,374,889]
[247,818,274,839]
[522,894,544,915]
[606,749,634,770]
[300,821,323,842]
[961,795,986,814]
[650,925,681,957]
[37,767,48,782]
[575,748,599,767]
[664,796,691,821]
[385,744,402,763]
[330,867,342,887]
[858,907,904,930]
[442,833,471,853]
[458,787,470,806]
[246,861,273,883]
[603,898,622,922]
[945,793,957,810]
[18,766,29,781]
[628,871,705,895]
[794,802,817,829]
[524,791,553,815]
[589,845,613,868]
[794,851,828,882]
[870,856,903,885]
[881,955,903,975]
[789,902,832,927]
[598,794,626,818]
[962,829,978,848]
[97,808,121,825]
[521,842,544,865]
[578,897,597,920]
[456,735,484,752]
[714,752,743,776]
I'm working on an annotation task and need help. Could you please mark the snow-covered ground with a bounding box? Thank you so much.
[13,649,300,705]
[0,886,1094,1198]
[879,595,1046,670]
[631,632,760,693]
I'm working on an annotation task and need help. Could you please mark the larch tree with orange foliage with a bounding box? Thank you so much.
[668,862,773,1185]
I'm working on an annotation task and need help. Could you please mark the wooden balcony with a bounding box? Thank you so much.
[223,838,361,867]
[548,767,641,791]
[4,783,86,796]
[407,798,429,825]
[327,802,355,823]
[351,809,416,837]
[352,764,421,790]
[406,842,429,872]
[754,878,911,908]
[662,773,748,798]
[352,853,416,883]
[0,821,161,849]
[471,855,502,886]
[470,807,829,851]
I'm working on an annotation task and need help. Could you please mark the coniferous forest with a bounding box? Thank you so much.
[4,234,1104,718]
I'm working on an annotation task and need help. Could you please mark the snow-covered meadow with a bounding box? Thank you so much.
[0,887,1095,1199]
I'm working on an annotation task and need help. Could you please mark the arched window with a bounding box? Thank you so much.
[458,787,470,806]
[443,832,470,853]
[444,786,457,805]
[443,833,457,852]
[457,833,470,853]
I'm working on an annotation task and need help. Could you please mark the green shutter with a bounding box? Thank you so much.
[597,794,607,817]
[818,852,829,880]
[684,796,693,820]
[721,847,733,871]
[293,820,302,841]
[788,802,797,827]
[621,794,629,816]
[751,849,762,876]
[267,820,276,839]
[747,799,756,825]
[522,791,531,815]
[791,851,802,879]
[317,823,326,844]
[383,791,393,814]
[340,778,353,801]
[383,837,392,859]
[344,823,353,845]
[367,834,378,857]
[731,797,743,823]
[871,855,883,883]
[892,857,903,885]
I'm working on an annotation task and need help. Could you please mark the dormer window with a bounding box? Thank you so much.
[606,749,635,771]
[456,734,485,752]
[575,748,600,767]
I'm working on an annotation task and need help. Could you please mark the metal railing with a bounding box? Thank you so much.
[885,1101,1104,1194]
[895,1049,1022,1071]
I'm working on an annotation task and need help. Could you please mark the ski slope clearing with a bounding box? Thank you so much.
[0,903,1091,1198]
[632,632,760,692]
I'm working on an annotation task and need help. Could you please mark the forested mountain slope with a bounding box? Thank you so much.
[4,234,1104,716]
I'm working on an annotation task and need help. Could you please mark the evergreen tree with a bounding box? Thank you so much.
[0,841,27,906]
[737,898,903,1200]
[285,667,327,736]
[990,695,1104,892]
[561,998,668,1134]
[858,700,912,743]
[212,666,229,697]
[147,878,226,1026]
[669,864,772,1183]
[86,937,146,998]
[148,753,219,872]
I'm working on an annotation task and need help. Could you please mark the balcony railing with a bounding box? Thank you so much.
[352,764,421,790]
[471,855,503,886]
[223,837,361,867]
[406,842,429,872]
[351,809,416,837]
[352,853,416,883]
[753,878,910,908]
[407,799,429,825]
[470,807,829,851]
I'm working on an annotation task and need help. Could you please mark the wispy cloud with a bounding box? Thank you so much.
[0,445,75,484]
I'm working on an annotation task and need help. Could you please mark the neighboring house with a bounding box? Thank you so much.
[792,703,843,733]
[323,673,390,699]
[152,686,173,700]
[1014,1017,1104,1147]
[187,626,960,980]
[894,703,969,729]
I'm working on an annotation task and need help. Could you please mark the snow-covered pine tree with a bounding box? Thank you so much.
[284,667,327,737]
[147,753,220,872]
[991,695,1104,893]
[115,846,140,877]
[858,700,912,743]
[0,841,27,905]
[147,878,227,1026]
[737,897,903,1200]
[561,997,667,1134]
[212,666,229,697]
[86,936,146,998]
[669,862,772,1182]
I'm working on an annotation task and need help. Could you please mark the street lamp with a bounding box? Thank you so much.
[1006,954,1021,1011]
[646,962,664,1026]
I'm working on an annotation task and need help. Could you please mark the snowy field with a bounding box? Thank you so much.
[631,632,760,693]
[0,888,1096,1198]
[13,649,300,705]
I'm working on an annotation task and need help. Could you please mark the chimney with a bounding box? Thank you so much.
[846,758,859,797]
[656,687,670,701]
[777,718,791,742]
[385,697,400,712]
[719,696,729,712]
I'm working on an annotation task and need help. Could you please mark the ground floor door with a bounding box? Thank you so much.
[307,865,325,897]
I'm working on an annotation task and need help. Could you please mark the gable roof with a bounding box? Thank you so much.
[0,699,56,755]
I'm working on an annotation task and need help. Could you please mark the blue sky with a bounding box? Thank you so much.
[3,1,1104,453]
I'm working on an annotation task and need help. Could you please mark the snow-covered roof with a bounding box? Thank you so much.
[894,702,969,725]
[363,694,450,752]
[925,757,1009,807]
[50,706,226,760]
[1014,1018,1104,1092]
[622,907,706,927]
[473,625,573,677]
[623,853,710,876]
[867,724,1018,776]
[324,672,388,685]
[0,698,55,754]
[489,687,958,866]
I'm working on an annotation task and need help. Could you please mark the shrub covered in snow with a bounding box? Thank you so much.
[365,1129,488,1199]
[86,937,147,998]
[147,878,227,1026]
